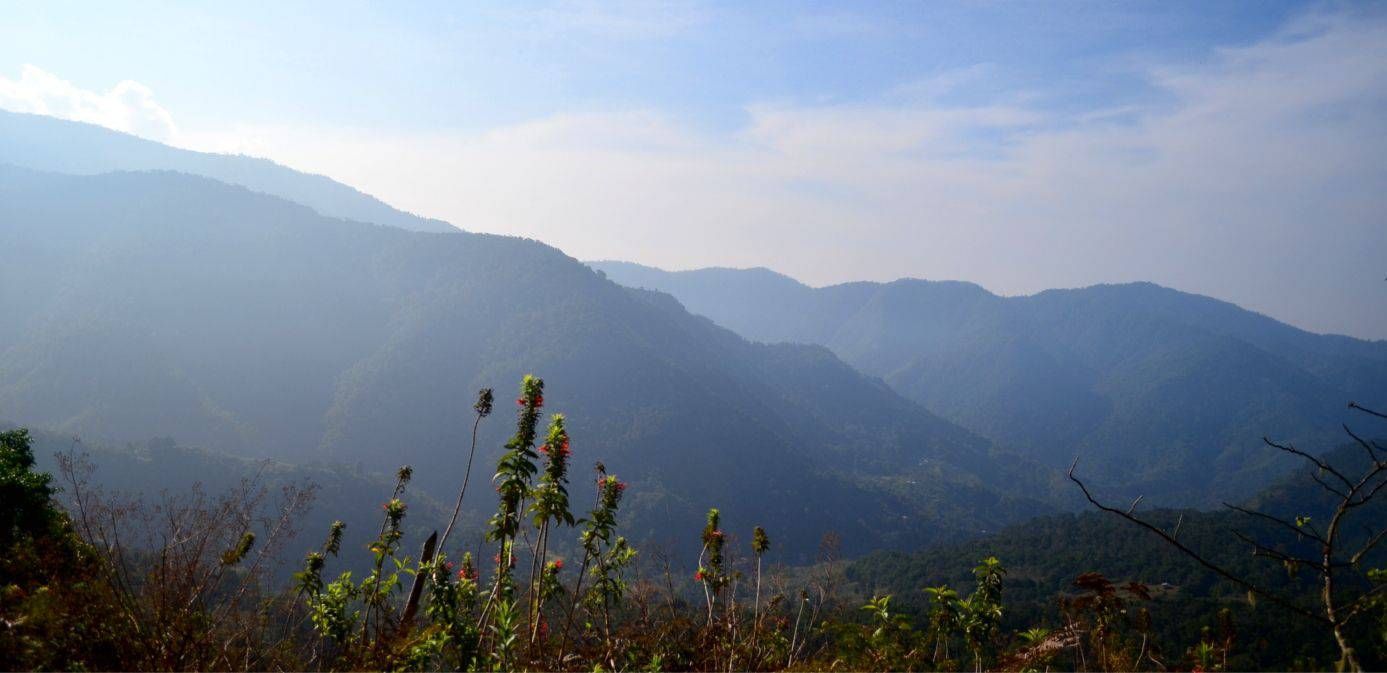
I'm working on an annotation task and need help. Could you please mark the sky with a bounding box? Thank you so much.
[2,1,1385,339]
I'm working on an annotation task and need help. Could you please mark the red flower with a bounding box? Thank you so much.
[694,570,704,582]
[534,395,544,407]
[553,558,564,570]
[616,481,628,492]
[445,561,455,571]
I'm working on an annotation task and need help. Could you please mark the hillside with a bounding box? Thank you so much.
[846,442,1387,670]
[0,165,1065,560]
[10,423,456,579]
[591,261,1387,504]
[0,109,454,233]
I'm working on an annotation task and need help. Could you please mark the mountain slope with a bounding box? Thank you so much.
[847,441,1387,670]
[10,422,455,580]
[0,166,1062,559]
[590,261,1387,504]
[0,109,454,233]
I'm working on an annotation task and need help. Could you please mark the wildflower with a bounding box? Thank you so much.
[474,388,494,417]
[694,570,704,582]
[753,526,770,555]
[553,558,564,570]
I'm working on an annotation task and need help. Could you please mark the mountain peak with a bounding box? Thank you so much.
[0,109,457,234]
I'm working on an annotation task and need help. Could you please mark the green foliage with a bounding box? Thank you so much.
[310,571,362,645]
[0,428,58,549]
[488,375,544,550]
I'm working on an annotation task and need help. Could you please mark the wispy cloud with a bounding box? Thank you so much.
[0,64,177,141]
[11,8,1387,338]
[243,8,1375,338]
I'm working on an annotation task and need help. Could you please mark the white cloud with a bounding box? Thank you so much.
[219,8,1377,337]
[0,64,177,142]
[8,9,1385,338]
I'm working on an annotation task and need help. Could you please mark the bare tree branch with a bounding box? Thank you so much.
[1342,423,1380,465]
[1222,502,1328,545]
[1264,437,1353,493]
[1229,530,1327,574]
[1067,458,1324,623]
[1349,401,1387,421]
[1348,526,1387,567]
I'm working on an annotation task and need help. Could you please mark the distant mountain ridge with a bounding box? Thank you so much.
[0,109,454,233]
[0,164,1065,559]
[589,261,1387,504]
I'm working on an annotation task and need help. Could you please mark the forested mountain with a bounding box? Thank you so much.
[0,109,454,233]
[0,165,1065,560]
[846,442,1387,670]
[591,261,1387,504]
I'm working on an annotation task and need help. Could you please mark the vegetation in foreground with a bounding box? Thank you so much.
[1,376,1384,671]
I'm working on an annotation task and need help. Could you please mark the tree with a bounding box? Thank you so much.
[1069,402,1387,672]
[0,428,58,550]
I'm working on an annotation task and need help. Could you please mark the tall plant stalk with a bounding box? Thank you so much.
[439,388,493,554]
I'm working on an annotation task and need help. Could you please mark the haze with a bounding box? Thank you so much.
[3,1,1384,338]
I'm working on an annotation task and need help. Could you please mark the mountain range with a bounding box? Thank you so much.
[589,261,1387,504]
[0,109,453,234]
[0,114,1066,560]
[5,108,1379,563]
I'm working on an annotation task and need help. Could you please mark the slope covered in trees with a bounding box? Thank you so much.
[0,166,1063,559]
[591,261,1387,504]
[847,442,1387,670]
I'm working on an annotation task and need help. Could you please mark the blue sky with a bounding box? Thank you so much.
[0,1,1314,130]
[2,1,1385,338]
